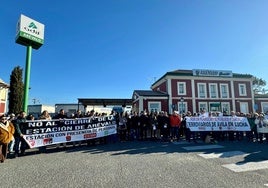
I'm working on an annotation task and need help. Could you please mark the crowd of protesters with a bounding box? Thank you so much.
[113,109,268,144]
[1,108,268,163]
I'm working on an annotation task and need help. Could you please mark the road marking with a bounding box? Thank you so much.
[222,160,268,172]
[182,145,224,151]
[198,151,248,159]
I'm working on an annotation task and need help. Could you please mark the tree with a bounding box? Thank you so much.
[8,66,24,114]
[253,76,267,94]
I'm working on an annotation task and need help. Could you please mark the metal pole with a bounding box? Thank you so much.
[23,45,32,113]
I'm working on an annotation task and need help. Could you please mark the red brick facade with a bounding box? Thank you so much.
[132,69,268,115]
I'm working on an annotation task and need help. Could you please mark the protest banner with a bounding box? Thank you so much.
[186,116,250,132]
[22,115,117,148]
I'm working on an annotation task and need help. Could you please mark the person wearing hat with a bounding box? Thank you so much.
[0,115,15,163]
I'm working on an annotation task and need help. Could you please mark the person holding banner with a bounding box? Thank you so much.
[246,113,256,142]
[72,110,84,147]
[254,113,268,143]
[184,111,197,143]
[14,111,27,158]
[53,109,68,149]
[199,109,209,142]
[228,111,236,141]
[38,110,52,153]
[14,111,28,157]
[0,115,15,163]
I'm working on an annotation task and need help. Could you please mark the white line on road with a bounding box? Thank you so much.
[198,151,249,159]
[222,160,268,172]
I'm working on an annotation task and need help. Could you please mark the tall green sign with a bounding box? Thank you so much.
[15,14,45,113]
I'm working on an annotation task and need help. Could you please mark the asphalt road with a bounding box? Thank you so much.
[1,139,268,188]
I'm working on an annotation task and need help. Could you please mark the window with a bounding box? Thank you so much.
[239,84,247,96]
[209,84,218,98]
[177,82,186,95]
[198,83,206,98]
[239,102,249,114]
[198,102,207,112]
[148,102,161,113]
[261,102,268,113]
[209,102,221,112]
[220,84,229,98]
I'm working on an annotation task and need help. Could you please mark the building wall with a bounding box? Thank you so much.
[0,87,8,114]
[28,104,55,118]
[150,70,254,115]
[170,79,192,98]
[254,97,268,113]
[55,104,84,117]
[153,81,167,93]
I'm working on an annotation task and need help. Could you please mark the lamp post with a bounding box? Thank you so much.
[180,97,184,114]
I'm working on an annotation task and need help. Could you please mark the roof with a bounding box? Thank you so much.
[152,69,253,87]
[133,90,169,97]
[0,79,9,88]
[254,94,268,99]
[167,69,253,78]
[78,98,133,106]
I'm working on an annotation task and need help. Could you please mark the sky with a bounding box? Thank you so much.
[1,0,268,105]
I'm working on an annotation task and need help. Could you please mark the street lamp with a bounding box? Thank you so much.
[180,97,184,114]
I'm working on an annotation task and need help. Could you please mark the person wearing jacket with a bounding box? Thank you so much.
[14,111,28,157]
[254,113,268,143]
[169,111,182,141]
[0,115,15,163]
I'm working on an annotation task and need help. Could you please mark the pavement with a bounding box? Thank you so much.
[1,138,268,188]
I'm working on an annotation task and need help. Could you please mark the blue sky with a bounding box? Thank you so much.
[1,1,268,105]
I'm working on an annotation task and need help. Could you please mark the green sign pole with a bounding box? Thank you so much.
[23,45,32,113]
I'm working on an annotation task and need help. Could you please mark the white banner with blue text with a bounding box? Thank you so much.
[22,115,117,148]
[186,116,250,132]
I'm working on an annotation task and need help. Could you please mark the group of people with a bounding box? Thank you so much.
[115,109,268,144]
[0,111,28,163]
[0,108,106,162]
[115,110,183,142]
[1,108,268,163]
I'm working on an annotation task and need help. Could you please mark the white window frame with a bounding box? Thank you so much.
[198,102,207,112]
[220,84,229,98]
[239,84,247,96]
[239,102,249,114]
[197,83,207,98]
[209,83,218,98]
[148,101,161,113]
[177,82,186,95]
